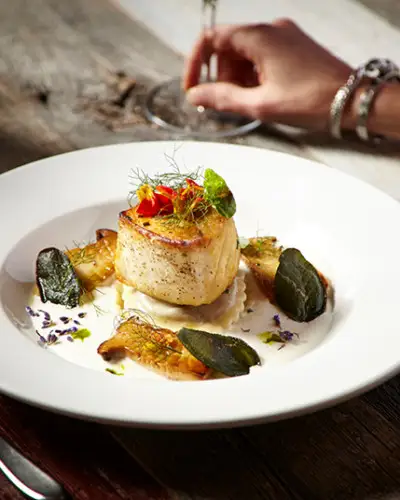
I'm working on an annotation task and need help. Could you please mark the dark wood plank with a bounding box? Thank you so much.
[0,474,26,500]
[113,427,299,500]
[0,395,170,500]
[113,380,400,500]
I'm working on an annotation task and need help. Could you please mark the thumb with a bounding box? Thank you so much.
[186,82,261,118]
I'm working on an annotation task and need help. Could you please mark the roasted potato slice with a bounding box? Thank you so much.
[98,316,211,380]
[66,229,117,291]
[241,237,329,305]
[241,237,283,300]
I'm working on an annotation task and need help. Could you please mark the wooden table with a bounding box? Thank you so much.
[1,1,399,499]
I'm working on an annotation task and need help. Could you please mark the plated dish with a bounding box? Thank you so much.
[28,162,332,381]
[0,141,399,428]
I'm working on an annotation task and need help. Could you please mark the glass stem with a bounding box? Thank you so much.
[202,0,217,83]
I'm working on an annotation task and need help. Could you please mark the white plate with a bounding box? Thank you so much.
[0,141,399,429]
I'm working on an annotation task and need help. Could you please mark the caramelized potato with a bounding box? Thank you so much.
[66,229,117,291]
[241,237,329,303]
[98,316,211,380]
[241,237,283,300]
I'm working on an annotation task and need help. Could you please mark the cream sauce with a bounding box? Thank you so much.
[121,266,247,333]
[28,264,334,380]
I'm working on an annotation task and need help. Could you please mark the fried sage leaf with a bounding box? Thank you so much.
[177,328,260,377]
[36,247,81,308]
[203,168,236,218]
[274,248,327,322]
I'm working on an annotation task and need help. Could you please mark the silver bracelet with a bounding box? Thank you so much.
[329,58,400,140]
[356,70,400,142]
[329,67,365,140]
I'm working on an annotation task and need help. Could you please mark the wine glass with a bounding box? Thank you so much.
[143,0,261,138]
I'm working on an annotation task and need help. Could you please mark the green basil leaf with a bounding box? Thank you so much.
[36,247,81,308]
[203,168,236,218]
[177,328,260,377]
[274,248,327,322]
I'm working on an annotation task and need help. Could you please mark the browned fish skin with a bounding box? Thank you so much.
[98,317,211,381]
[114,206,240,306]
[66,230,117,291]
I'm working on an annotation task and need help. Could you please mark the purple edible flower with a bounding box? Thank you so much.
[41,320,56,329]
[78,312,87,319]
[273,314,281,328]
[26,306,39,317]
[38,309,51,321]
[35,330,46,344]
[73,320,81,325]
[59,316,70,324]
[47,333,58,345]
[67,336,74,342]
[280,330,294,342]
[61,326,78,334]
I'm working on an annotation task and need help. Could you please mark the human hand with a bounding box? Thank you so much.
[183,20,353,131]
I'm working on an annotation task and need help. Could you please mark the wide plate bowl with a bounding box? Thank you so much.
[0,140,399,429]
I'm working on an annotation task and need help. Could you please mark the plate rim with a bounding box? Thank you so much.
[1,140,399,429]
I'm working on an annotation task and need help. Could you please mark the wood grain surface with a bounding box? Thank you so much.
[113,376,400,499]
[0,0,303,174]
[0,1,399,499]
[0,396,170,500]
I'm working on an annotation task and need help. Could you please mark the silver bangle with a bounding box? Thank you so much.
[329,67,365,140]
[356,70,400,142]
[329,58,400,140]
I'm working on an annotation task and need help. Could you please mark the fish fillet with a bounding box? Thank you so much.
[115,206,240,306]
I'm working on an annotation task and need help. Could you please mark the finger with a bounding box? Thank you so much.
[186,82,263,119]
[182,31,213,90]
[183,23,272,90]
[217,53,259,87]
[182,25,237,90]
[217,51,236,83]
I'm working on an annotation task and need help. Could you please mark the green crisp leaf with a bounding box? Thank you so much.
[177,328,260,377]
[72,328,91,342]
[274,248,327,322]
[203,168,236,218]
[258,331,284,344]
[36,248,81,308]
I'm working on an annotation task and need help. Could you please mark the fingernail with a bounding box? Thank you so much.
[186,87,201,105]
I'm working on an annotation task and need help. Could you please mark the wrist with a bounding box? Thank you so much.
[338,79,400,140]
[341,78,373,132]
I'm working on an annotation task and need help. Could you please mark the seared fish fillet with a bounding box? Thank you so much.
[115,207,240,306]
[66,229,117,291]
[98,316,211,380]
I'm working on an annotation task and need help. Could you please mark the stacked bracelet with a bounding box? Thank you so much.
[329,58,400,141]
[356,70,400,143]
[329,65,366,140]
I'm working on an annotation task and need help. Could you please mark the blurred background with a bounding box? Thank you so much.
[0,0,400,189]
